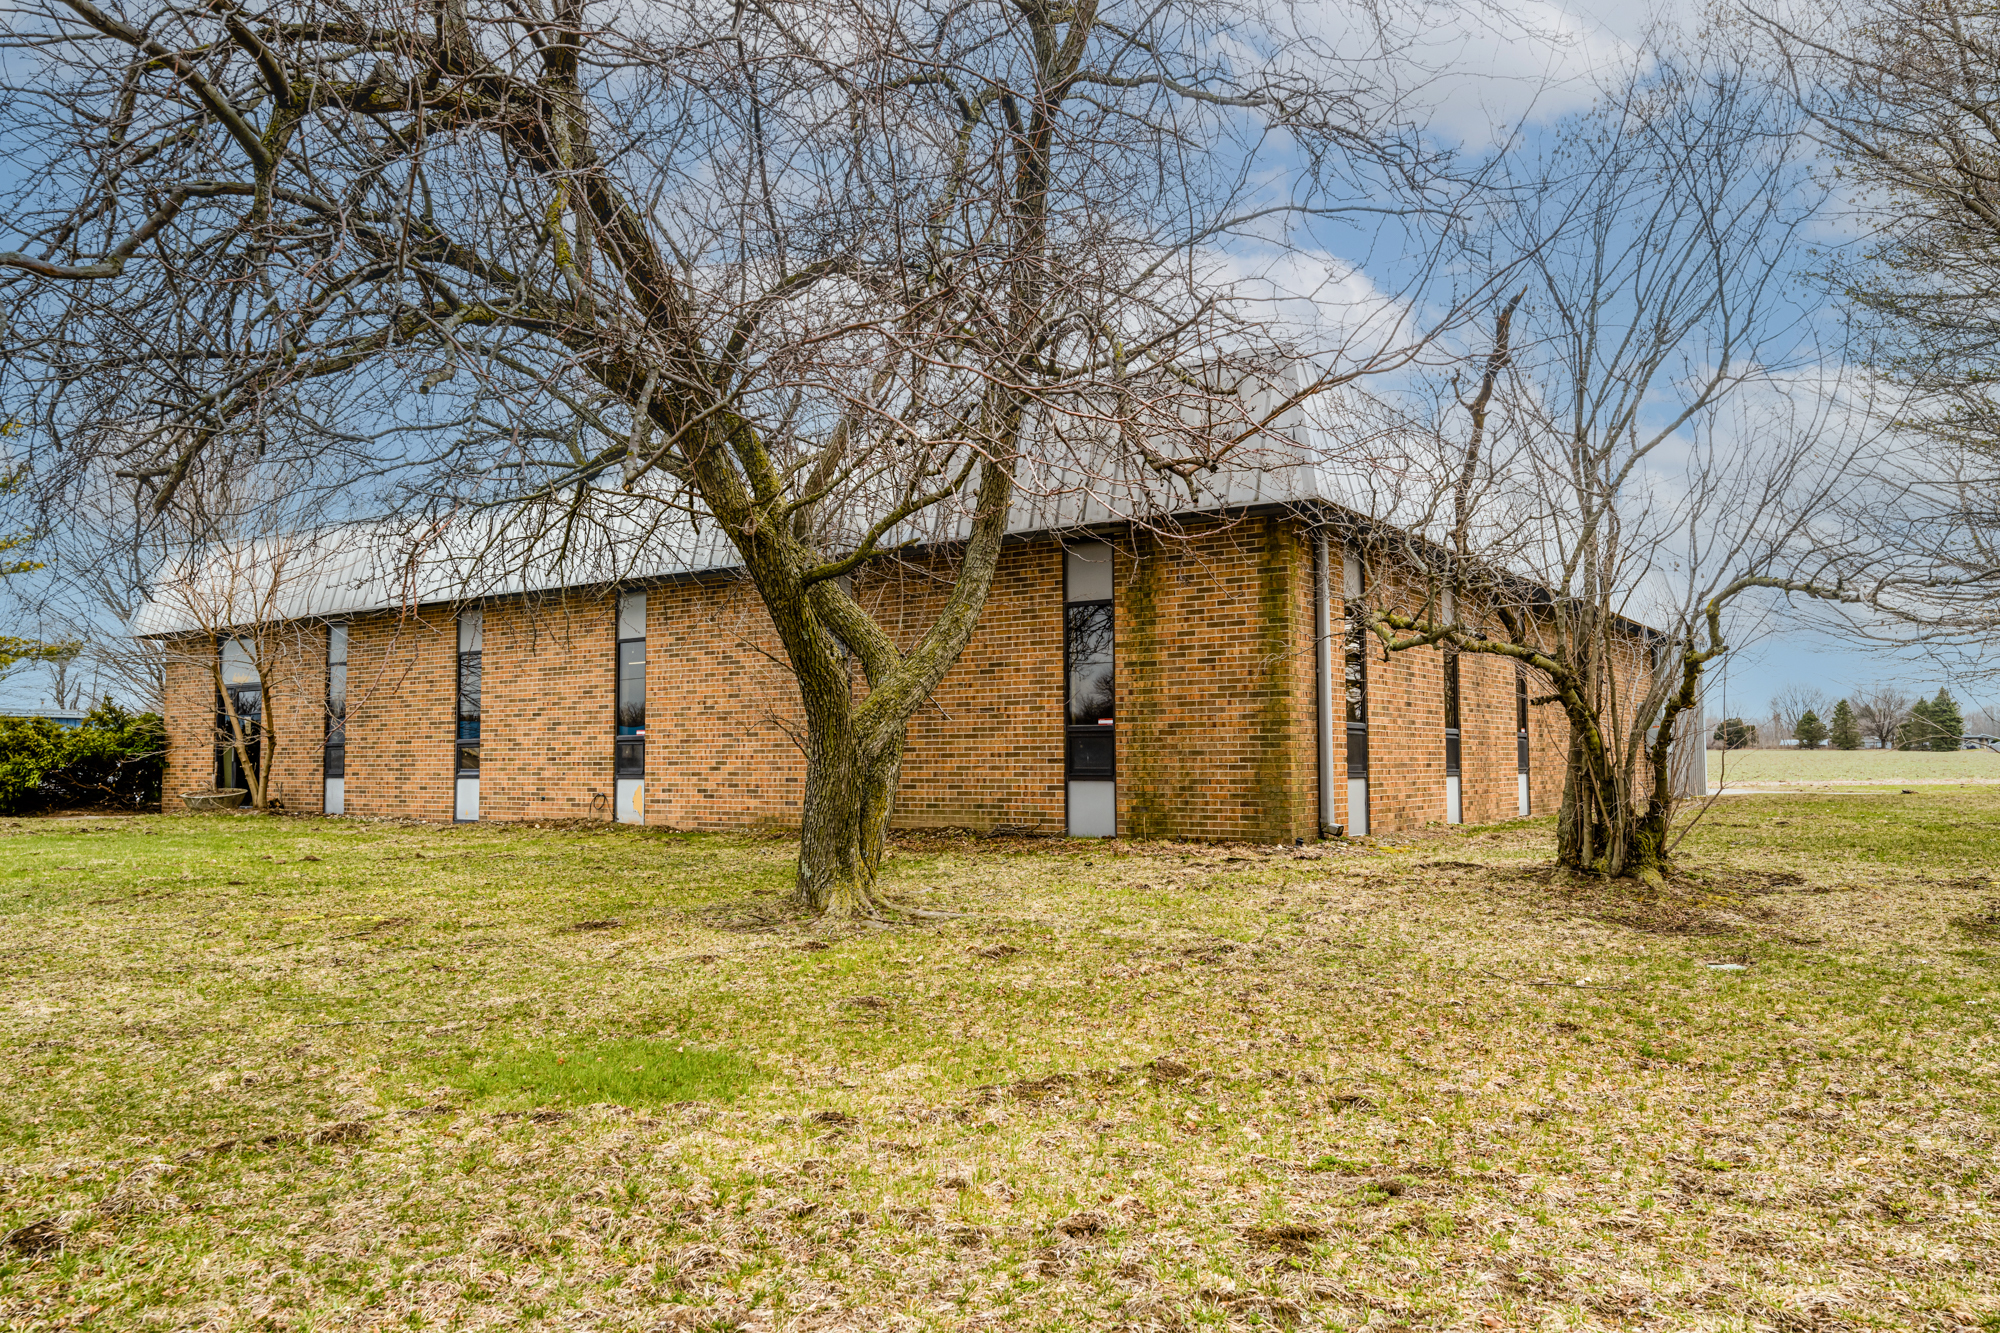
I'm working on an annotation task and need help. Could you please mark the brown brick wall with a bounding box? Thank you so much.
[887,544,1067,834]
[1119,517,1320,843]
[152,515,1634,838]
[160,639,209,804]
[343,611,455,821]
[1334,557,1570,834]
[643,574,810,830]
[482,596,620,820]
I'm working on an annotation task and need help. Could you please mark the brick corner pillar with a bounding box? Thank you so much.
[1249,515,1310,845]
[1118,532,1169,840]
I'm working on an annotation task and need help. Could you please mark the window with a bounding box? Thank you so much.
[1065,568,1114,780]
[1064,542,1116,838]
[325,623,348,781]
[1443,649,1461,776]
[215,638,261,790]
[1442,647,1462,824]
[1515,664,1531,816]
[1515,666,1529,769]
[615,592,646,783]
[1342,548,1369,835]
[1342,599,1367,768]
[456,611,482,777]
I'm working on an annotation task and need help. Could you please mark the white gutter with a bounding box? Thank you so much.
[1314,528,1334,837]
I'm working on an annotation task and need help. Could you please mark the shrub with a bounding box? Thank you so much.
[1713,717,1758,749]
[0,700,165,814]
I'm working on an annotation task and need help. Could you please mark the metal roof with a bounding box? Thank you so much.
[129,419,1335,639]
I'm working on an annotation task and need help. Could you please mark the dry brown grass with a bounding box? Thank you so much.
[1,795,1996,1331]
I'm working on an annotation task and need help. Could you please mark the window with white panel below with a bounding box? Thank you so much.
[614,591,646,824]
[1442,648,1462,825]
[1516,667,1531,817]
[455,610,482,822]
[1064,543,1115,837]
[1342,547,1369,837]
[324,622,348,815]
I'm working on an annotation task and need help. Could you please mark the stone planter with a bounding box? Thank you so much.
[184,789,249,812]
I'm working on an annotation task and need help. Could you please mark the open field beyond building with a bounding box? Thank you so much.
[2,798,1997,1331]
[1710,749,2000,788]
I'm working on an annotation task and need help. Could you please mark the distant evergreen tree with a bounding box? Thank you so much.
[1898,691,1966,750]
[1829,699,1862,750]
[1926,689,1965,752]
[1794,709,1829,750]
[1713,717,1758,749]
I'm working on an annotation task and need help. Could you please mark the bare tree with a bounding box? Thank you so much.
[0,0,1485,912]
[1770,682,1831,746]
[1750,0,2000,645]
[1753,0,2000,451]
[1341,42,1870,885]
[137,458,343,809]
[1851,683,1911,750]
[0,466,86,686]
[2,479,164,711]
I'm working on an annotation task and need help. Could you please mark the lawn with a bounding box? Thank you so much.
[1710,747,2000,787]
[1,799,1996,1331]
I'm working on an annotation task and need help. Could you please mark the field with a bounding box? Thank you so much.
[2,797,1997,1332]
[1710,747,2000,788]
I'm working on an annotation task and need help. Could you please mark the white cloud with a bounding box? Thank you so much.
[1295,0,1707,145]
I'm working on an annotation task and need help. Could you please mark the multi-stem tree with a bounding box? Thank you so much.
[0,0,1474,912]
[1335,45,1870,885]
[136,459,339,809]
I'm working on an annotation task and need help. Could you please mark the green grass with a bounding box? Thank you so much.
[434,1038,757,1109]
[1688,782,2000,867]
[1711,745,2000,784]
[0,801,1996,1330]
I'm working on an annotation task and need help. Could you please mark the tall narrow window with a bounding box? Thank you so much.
[1515,665,1531,816]
[1064,543,1116,837]
[455,610,482,821]
[215,638,262,792]
[1443,648,1463,824]
[614,591,646,824]
[324,623,348,815]
[1342,548,1369,835]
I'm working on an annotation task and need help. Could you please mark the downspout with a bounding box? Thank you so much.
[1314,527,1334,838]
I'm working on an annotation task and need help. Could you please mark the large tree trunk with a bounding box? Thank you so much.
[797,719,908,916]
[1555,684,1688,890]
[1556,757,1661,884]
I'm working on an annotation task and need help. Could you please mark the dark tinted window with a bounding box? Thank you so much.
[1065,602,1114,727]
[219,637,262,730]
[1443,650,1460,731]
[326,624,348,776]
[457,612,482,771]
[1068,727,1115,779]
[617,639,646,734]
[456,656,482,740]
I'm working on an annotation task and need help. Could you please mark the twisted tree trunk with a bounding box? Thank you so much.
[797,717,909,916]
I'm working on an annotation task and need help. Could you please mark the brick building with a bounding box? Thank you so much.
[138,499,1586,840]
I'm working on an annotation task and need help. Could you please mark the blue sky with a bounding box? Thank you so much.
[3,0,1989,724]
